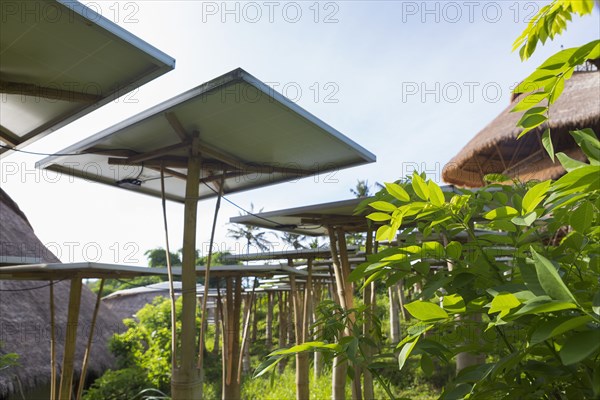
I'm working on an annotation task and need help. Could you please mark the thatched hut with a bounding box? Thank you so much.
[0,189,125,399]
[442,69,600,187]
[103,282,211,323]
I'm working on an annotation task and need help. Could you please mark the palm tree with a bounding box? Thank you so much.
[227,203,272,255]
[279,232,307,250]
[349,179,371,198]
[144,247,182,268]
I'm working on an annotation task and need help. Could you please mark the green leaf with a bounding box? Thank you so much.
[376,225,392,242]
[531,248,577,303]
[570,129,600,164]
[513,300,577,316]
[398,337,420,371]
[483,173,511,184]
[445,241,462,260]
[385,182,410,202]
[369,200,397,212]
[420,354,434,377]
[542,128,555,161]
[412,174,429,201]
[428,180,445,206]
[405,301,449,322]
[443,294,466,313]
[522,180,551,214]
[593,291,600,316]
[556,152,588,172]
[366,212,392,222]
[560,330,600,365]
[570,0,594,15]
[517,113,547,137]
[530,315,593,345]
[511,93,548,111]
[253,356,282,378]
[489,293,521,314]
[413,261,430,275]
[570,202,594,232]
[511,211,537,227]
[422,241,444,257]
[484,206,519,220]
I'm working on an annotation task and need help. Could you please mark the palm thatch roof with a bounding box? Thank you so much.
[443,70,600,187]
[0,189,124,398]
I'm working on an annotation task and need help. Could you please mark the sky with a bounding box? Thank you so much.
[2,1,599,266]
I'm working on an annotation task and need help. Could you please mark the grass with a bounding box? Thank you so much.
[199,364,440,400]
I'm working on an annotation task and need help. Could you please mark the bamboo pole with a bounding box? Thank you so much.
[171,133,202,399]
[58,278,82,400]
[313,282,323,380]
[225,278,234,386]
[328,228,347,400]
[76,279,105,400]
[198,175,225,369]
[363,230,375,400]
[223,276,242,399]
[238,291,255,382]
[278,291,287,374]
[336,229,361,400]
[266,292,273,349]
[49,281,56,400]
[160,164,178,368]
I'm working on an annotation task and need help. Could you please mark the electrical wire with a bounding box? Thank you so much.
[0,144,134,157]
[0,278,68,291]
[200,181,322,230]
[1,142,324,231]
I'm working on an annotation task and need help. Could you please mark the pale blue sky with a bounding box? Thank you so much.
[3,1,599,265]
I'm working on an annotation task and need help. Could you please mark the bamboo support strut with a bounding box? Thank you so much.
[198,175,225,369]
[238,290,255,383]
[49,281,56,400]
[76,279,105,400]
[171,132,202,399]
[160,165,178,367]
[58,278,83,400]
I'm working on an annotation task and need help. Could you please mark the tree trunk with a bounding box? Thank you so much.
[388,285,400,345]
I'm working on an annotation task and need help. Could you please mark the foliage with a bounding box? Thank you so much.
[86,296,205,398]
[350,179,373,198]
[0,342,19,371]
[279,232,308,250]
[196,251,235,266]
[358,162,600,398]
[511,0,597,138]
[88,275,163,296]
[83,368,152,400]
[227,203,272,253]
[255,3,599,399]
[87,247,180,295]
[513,0,595,60]
[145,248,181,268]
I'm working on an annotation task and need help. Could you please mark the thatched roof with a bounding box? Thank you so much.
[103,282,203,322]
[443,70,600,187]
[0,189,125,398]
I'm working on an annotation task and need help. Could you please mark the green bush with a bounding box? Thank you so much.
[83,368,152,400]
